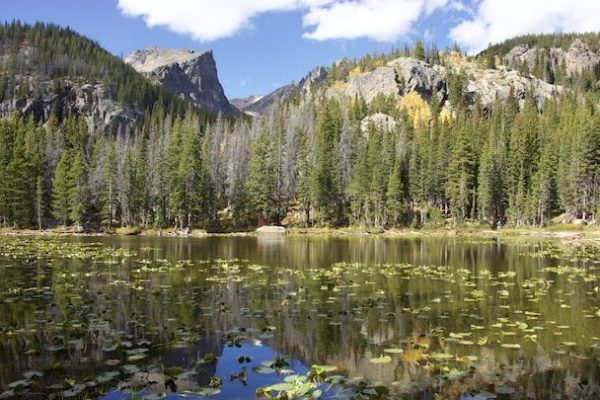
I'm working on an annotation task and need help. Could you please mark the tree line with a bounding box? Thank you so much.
[2,85,600,231]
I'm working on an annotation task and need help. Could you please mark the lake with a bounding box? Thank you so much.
[0,235,599,399]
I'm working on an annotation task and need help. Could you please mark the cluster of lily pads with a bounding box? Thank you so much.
[0,236,600,399]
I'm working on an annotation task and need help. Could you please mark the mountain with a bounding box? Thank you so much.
[3,23,600,234]
[125,47,239,116]
[0,22,198,134]
[232,66,327,116]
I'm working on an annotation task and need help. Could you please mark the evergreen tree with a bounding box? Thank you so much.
[246,131,276,226]
[52,151,72,226]
[413,40,425,61]
[102,142,117,228]
[446,122,476,222]
[311,98,343,225]
[69,152,89,228]
[295,128,313,226]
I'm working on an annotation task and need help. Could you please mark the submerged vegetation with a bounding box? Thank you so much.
[0,235,599,398]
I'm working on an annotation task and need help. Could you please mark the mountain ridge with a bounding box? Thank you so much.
[125,47,239,116]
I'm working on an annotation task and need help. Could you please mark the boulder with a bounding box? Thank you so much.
[256,225,287,235]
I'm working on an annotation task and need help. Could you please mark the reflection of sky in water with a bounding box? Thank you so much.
[3,236,600,399]
[100,344,310,400]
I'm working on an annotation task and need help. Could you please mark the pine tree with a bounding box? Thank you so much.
[478,119,506,226]
[386,155,405,226]
[311,99,343,225]
[505,92,539,225]
[246,131,275,226]
[413,40,425,61]
[177,114,207,228]
[295,127,313,226]
[6,118,34,226]
[446,122,476,222]
[102,141,117,228]
[52,151,72,226]
[69,151,89,228]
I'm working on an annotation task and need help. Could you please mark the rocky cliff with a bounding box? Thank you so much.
[325,54,562,114]
[503,38,600,76]
[0,80,143,135]
[125,48,238,116]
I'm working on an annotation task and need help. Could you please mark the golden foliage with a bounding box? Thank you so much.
[348,65,362,79]
[332,80,346,93]
[398,91,432,128]
[439,106,453,123]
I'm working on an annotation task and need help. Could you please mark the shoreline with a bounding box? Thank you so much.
[0,225,597,241]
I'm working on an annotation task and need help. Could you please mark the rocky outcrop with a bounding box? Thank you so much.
[564,39,599,75]
[360,113,397,136]
[503,44,539,70]
[299,66,328,95]
[388,57,446,99]
[0,80,142,135]
[326,58,445,105]
[466,67,564,110]
[503,39,600,77]
[343,66,400,103]
[125,48,238,116]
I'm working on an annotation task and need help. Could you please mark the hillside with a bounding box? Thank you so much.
[0,21,206,133]
[1,23,600,233]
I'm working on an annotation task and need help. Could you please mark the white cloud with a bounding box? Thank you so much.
[117,0,307,42]
[117,0,448,43]
[302,0,448,42]
[450,0,600,54]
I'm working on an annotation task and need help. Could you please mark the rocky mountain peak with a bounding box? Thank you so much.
[124,48,211,73]
[125,47,238,116]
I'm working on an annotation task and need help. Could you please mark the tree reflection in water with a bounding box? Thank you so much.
[0,236,599,399]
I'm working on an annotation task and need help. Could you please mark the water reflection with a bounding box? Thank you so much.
[0,236,599,399]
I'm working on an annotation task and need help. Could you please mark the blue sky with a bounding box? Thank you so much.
[2,0,599,99]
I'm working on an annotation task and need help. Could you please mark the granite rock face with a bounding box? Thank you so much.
[344,67,400,103]
[0,80,142,135]
[503,39,600,77]
[125,48,238,116]
[564,39,599,75]
[465,68,564,110]
[388,57,446,99]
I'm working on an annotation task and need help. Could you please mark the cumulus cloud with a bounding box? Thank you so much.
[117,0,448,43]
[117,0,307,42]
[302,0,448,41]
[450,0,600,53]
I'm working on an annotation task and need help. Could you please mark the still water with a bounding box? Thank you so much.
[0,235,599,399]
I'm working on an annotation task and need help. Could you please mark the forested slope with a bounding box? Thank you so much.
[1,22,600,232]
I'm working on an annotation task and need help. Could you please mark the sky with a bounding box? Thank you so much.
[2,0,600,99]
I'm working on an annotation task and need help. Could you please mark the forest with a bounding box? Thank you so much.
[2,23,600,231]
